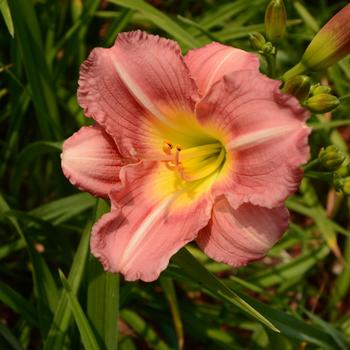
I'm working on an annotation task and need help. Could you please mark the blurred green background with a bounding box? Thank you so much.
[1,0,350,349]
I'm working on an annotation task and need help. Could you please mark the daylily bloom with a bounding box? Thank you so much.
[61,31,310,281]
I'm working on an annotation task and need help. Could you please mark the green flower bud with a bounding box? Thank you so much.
[249,32,266,51]
[311,85,332,95]
[261,42,275,55]
[304,93,340,113]
[265,0,287,43]
[336,163,350,177]
[342,177,350,195]
[283,4,350,80]
[283,75,311,101]
[319,145,346,170]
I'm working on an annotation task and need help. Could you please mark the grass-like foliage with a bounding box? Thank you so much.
[1,0,350,349]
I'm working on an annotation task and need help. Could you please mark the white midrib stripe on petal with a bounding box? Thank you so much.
[119,194,178,271]
[204,49,236,95]
[226,125,299,150]
[111,55,169,123]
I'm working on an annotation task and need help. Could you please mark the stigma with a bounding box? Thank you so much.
[162,140,226,182]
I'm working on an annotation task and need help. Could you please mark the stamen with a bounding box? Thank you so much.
[179,148,226,181]
[179,143,221,160]
[174,144,182,168]
[162,140,173,155]
[161,140,225,182]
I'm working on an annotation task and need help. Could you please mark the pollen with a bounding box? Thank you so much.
[162,140,173,155]
[161,140,226,182]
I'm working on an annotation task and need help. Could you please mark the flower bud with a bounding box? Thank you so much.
[283,75,311,101]
[284,4,350,79]
[249,32,266,51]
[341,177,350,195]
[336,163,350,177]
[311,84,332,96]
[304,93,340,113]
[319,145,346,170]
[265,0,287,43]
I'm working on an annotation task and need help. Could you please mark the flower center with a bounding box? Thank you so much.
[162,140,226,182]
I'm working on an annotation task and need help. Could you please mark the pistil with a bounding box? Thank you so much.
[162,140,226,182]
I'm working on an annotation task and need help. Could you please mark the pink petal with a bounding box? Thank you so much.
[185,42,259,96]
[91,161,212,282]
[196,69,310,208]
[61,125,125,198]
[78,31,198,159]
[196,198,289,266]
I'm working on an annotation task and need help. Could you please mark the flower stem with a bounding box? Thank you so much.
[266,50,277,78]
[340,93,350,101]
[282,62,307,81]
[303,158,320,172]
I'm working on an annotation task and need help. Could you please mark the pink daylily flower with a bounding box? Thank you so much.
[61,31,310,282]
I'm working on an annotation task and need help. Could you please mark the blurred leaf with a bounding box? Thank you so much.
[11,141,62,196]
[245,244,329,288]
[0,0,14,37]
[0,238,25,260]
[159,277,184,350]
[29,193,95,225]
[0,322,22,350]
[59,270,100,350]
[237,293,340,350]
[108,0,201,49]
[172,248,279,332]
[44,220,93,350]
[8,0,62,140]
[0,281,38,327]
[303,308,350,350]
[120,309,171,350]
[0,195,59,336]
[87,200,119,350]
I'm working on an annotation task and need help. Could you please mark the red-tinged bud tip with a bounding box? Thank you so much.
[302,4,350,70]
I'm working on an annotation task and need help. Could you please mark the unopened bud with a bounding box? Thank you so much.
[336,163,350,177]
[342,177,350,195]
[319,145,346,170]
[283,75,311,101]
[311,84,332,95]
[261,42,275,55]
[265,0,287,43]
[304,94,340,113]
[249,32,266,51]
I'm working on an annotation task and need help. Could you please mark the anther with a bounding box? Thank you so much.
[175,144,182,167]
[162,140,173,155]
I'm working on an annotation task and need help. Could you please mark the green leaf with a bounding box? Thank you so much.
[8,0,62,140]
[303,308,350,350]
[120,309,171,350]
[0,0,14,37]
[29,193,95,225]
[172,248,279,332]
[108,0,201,49]
[236,293,339,350]
[59,271,100,350]
[44,220,93,350]
[245,244,330,288]
[0,238,26,260]
[0,322,22,350]
[0,281,38,327]
[0,195,59,336]
[87,200,119,350]
[11,141,62,196]
[159,277,184,350]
